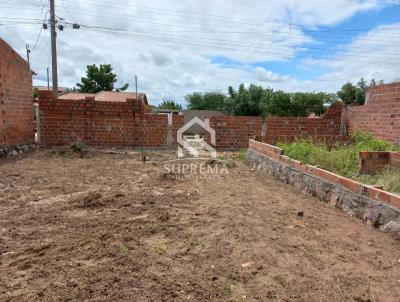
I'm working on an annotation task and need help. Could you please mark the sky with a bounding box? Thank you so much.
[1,0,400,106]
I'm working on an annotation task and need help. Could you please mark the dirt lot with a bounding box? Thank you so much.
[0,148,400,302]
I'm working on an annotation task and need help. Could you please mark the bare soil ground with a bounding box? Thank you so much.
[0,148,399,302]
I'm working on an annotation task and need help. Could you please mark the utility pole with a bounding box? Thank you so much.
[47,67,50,90]
[49,0,58,97]
[25,44,30,66]
[135,75,138,100]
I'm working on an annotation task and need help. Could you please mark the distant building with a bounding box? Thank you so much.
[34,86,69,94]
[59,91,148,104]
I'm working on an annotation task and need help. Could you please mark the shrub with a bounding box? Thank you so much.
[278,132,400,191]
[71,141,88,153]
[235,149,248,161]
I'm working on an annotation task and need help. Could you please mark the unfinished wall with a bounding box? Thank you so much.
[38,91,184,147]
[205,102,343,148]
[359,151,400,174]
[248,139,400,236]
[39,93,344,149]
[0,38,34,148]
[344,82,400,144]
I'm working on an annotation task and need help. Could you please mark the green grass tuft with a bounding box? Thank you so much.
[235,149,248,161]
[278,131,400,192]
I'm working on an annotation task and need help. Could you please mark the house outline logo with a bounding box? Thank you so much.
[177,117,217,159]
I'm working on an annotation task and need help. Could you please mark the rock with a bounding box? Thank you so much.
[11,150,18,156]
[241,262,254,268]
[382,220,400,234]
[330,192,340,207]
[0,149,6,158]
[152,190,164,196]
[363,208,381,227]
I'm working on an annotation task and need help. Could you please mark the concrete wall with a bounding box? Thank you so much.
[0,38,34,148]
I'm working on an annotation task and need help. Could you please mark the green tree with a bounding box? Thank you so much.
[228,84,267,116]
[185,91,227,111]
[337,82,356,105]
[228,84,329,117]
[261,90,291,116]
[290,92,326,116]
[76,64,129,93]
[370,78,376,86]
[158,99,183,110]
[337,78,371,105]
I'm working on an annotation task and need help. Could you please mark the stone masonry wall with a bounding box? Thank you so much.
[248,139,400,236]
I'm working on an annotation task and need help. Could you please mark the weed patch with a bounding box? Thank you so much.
[278,131,400,192]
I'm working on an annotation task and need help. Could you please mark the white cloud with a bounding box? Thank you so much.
[1,0,396,105]
[305,23,400,87]
[254,67,291,83]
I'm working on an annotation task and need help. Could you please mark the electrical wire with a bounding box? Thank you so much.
[77,24,400,59]
[52,5,400,46]
[83,27,400,67]
[32,2,49,52]
[80,0,400,32]
[55,2,400,38]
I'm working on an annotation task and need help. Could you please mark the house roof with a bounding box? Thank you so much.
[58,91,148,104]
[34,86,69,93]
[58,92,95,100]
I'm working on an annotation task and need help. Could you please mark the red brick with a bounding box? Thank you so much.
[0,38,34,147]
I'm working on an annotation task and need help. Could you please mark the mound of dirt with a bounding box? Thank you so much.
[76,192,104,208]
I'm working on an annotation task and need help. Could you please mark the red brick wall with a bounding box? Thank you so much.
[390,152,400,167]
[205,116,264,148]
[344,82,400,144]
[0,38,34,147]
[249,139,400,208]
[38,91,184,147]
[205,102,343,148]
[359,151,400,174]
[39,92,343,149]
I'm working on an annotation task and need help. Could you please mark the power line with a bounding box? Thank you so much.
[83,27,400,67]
[51,5,400,45]
[32,2,49,52]
[348,0,400,6]
[80,0,400,32]
[55,2,400,37]
[3,0,400,35]
[36,3,400,64]
[79,24,400,59]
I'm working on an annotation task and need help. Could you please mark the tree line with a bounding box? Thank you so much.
[71,64,381,117]
[160,78,382,116]
[185,85,336,117]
